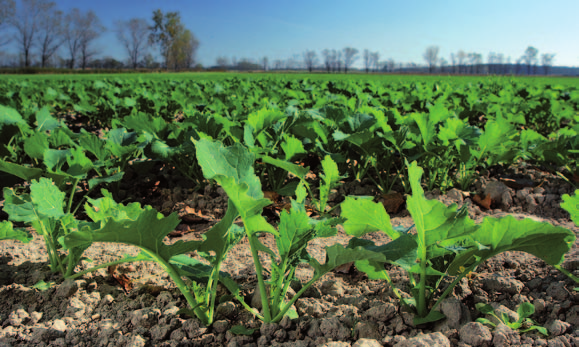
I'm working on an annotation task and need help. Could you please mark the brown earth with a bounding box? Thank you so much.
[0,164,578,347]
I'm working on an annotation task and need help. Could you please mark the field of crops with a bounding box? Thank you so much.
[0,74,578,346]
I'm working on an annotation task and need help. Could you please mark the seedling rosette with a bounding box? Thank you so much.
[341,161,575,324]
[194,139,384,323]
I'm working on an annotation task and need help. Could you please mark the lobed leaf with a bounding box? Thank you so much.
[0,221,32,243]
[341,197,397,239]
[561,190,579,225]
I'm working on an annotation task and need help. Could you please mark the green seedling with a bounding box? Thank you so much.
[341,161,575,325]
[475,302,548,336]
[195,139,382,323]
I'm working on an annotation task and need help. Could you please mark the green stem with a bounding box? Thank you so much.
[232,291,265,320]
[141,249,211,325]
[246,232,272,322]
[554,264,579,284]
[206,260,223,320]
[67,178,80,214]
[272,270,327,323]
[279,267,295,302]
[417,254,428,317]
[271,262,288,316]
[66,257,141,280]
[429,263,477,314]
[64,253,76,278]
[38,221,64,274]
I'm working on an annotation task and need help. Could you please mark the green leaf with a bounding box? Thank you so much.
[341,197,397,238]
[32,280,54,291]
[561,190,579,226]
[521,325,549,336]
[247,108,286,133]
[475,303,495,315]
[475,317,496,327]
[295,181,307,203]
[0,105,29,130]
[229,325,256,336]
[85,190,146,223]
[0,221,32,243]
[277,200,313,264]
[260,155,309,180]
[65,147,93,178]
[310,243,385,276]
[2,187,37,223]
[35,107,60,132]
[406,161,478,250]
[44,149,70,173]
[0,160,43,181]
[195,139,275,235]
[413,309,446,325]
[198,200,244,261]
[450,216,575,275]
[23,132,49,160]
[276,181,300,197]
[87,172,124,190]
[348,235,418,273]
[30,178,65,219]
[151,139,175,159]
[63,208,196,262]
[281,135,306,161]
[517,302,535,320]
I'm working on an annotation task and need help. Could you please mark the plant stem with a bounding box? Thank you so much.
[141,249,211,325]
[67,178,80,214]
[272,273,323,323]
[430,263,477,314]
[554,264,579,284]
[206,260,223,320]
[67,257,145,280]
[247,232,272,322]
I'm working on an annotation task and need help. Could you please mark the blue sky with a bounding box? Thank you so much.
[8,0,579,67]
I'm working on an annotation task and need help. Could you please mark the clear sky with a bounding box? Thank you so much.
[8,0,579,67]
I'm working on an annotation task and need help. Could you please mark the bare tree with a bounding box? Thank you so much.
[521,46,538,75]
[467,52,482,74]
[342,47,358,73]
[423,46,439,73]
[363,49,371,73]
[63,9,104,69]
[335,50,342,72]
[272,59,283,70]
[216,56,228,68]
[321,49,331,73]
[303,50,317,72]
[370,51,380,72]
[78,10,104,69]
[10,0,55,67]
[63,8,81,68]
[541,53,555,75]
[36,3,62,67]
[0,0,15,46]
[385,58,395,72]
[439,58,448,73]
[261,56,268,71]
[115,18,149,69]
[457,50,466,73]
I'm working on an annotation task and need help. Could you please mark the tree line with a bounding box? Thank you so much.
[215,46,557,76]
[0,0,199,69]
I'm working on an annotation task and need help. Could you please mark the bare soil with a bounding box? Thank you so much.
[0,164,578,347]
